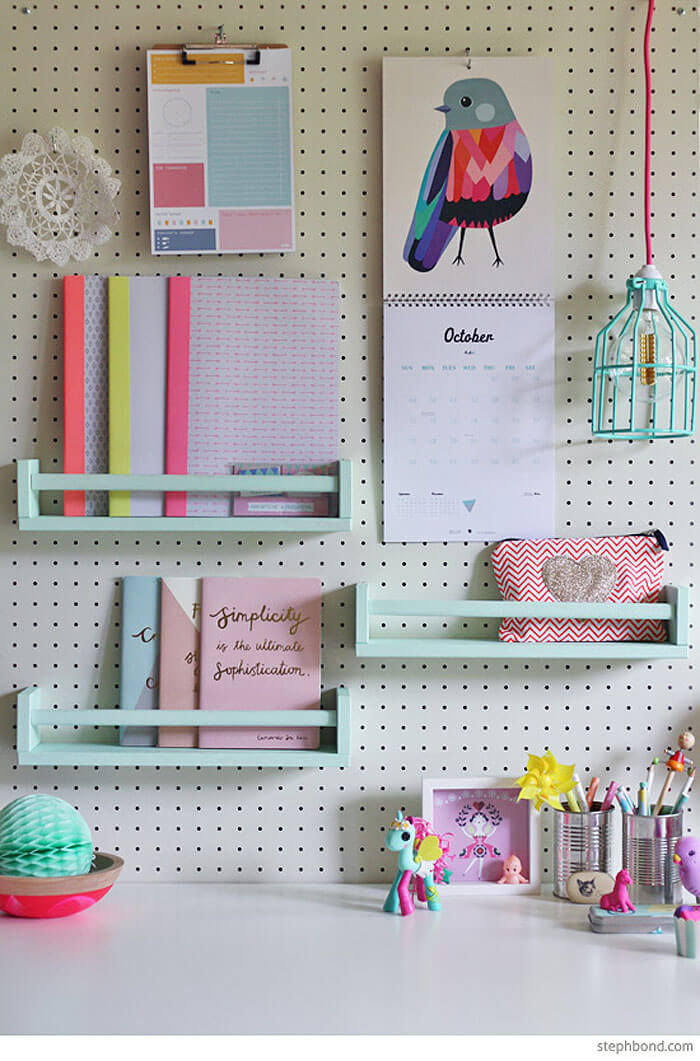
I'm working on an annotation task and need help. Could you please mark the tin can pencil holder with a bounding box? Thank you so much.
[552,803,613,899]
[622,809,683,905]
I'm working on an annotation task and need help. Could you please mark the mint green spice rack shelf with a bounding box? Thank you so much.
[17,686,351,767]
[355,582,689,660]
[16,459,352,533]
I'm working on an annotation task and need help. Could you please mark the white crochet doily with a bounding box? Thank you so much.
[0,128,120,265]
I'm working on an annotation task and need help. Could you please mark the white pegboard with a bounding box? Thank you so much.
[0,0,697,882]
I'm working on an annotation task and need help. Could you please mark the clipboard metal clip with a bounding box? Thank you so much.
[182,26,262,66]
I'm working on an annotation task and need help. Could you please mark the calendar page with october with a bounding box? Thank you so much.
[383,301,555,543]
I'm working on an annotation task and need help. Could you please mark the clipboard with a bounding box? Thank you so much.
[150,38,288,65]
[146,33,295,255]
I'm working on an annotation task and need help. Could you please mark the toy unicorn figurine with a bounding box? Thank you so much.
[383,811,453,917]
[599,868,636,913]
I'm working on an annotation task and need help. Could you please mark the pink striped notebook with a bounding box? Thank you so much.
[165,277,339,516]
[198,577,321,750]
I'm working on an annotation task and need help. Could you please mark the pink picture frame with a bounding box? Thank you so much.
[422,776,541,895]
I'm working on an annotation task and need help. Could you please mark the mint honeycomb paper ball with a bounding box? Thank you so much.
[0,794,93,878]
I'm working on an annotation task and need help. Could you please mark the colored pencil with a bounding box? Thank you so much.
[571,772,588,812]
[600,781,619,812]
[672,769,695,814]
[586,777,600,809]
[637,781,649,816]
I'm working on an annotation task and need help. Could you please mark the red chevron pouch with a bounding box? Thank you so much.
[491,532,668,642]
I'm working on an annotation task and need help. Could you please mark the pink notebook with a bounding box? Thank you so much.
[158,577,201,748]
[165,277,339,516]
[198,577,321,750]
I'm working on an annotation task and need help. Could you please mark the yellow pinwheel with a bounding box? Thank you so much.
[516,749,575,813]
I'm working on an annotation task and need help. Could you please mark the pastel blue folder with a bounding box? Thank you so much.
[120,576,160,746]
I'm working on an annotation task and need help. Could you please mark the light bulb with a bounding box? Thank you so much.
[638,308,658,387]
[616,299,680,407]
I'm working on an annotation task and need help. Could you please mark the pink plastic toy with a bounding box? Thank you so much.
[599,868,636,913]
[673,836,700,922]
[497,853,528,885]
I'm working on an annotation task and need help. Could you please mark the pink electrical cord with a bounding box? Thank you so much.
[643,0,655,265]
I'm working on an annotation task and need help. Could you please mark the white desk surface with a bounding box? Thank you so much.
[1,884,698,1036]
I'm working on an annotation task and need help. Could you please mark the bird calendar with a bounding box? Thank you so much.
[382,57,555,542]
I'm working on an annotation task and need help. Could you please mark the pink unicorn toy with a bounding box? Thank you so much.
[599,868,636,913]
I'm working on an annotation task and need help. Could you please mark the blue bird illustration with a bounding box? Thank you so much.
[404,78,532,271]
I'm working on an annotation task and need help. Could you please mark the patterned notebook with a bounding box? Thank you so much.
[108,277,168,516]
[120,576,160,747]
[165,277,339,516]
[198,577,321,749]
[63,275,108,516]
[158,577,201,748]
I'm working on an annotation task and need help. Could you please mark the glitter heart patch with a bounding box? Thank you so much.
[541,555,616,602]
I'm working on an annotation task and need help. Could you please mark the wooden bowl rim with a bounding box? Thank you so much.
[0,852,124,896]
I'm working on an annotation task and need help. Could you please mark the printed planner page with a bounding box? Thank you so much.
[383,301,555,542]
[147,47,295,254]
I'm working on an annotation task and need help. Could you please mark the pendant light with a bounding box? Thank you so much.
[592,0,697,439]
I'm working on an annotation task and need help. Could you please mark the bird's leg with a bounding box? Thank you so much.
[488,224,503,268]
[452,227,466,266]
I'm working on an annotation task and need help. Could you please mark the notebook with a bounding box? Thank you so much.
[119,576,160,747]
[165,277,339,516]
[63,275,109,516]
[382,57,555,543]
[108,277,168,516]
[198,577,321,749]
[158,577,201,748]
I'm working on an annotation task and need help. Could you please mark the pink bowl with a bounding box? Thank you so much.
[0,852,123,919]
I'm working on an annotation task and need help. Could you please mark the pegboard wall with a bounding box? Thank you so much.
[0,1,697,883]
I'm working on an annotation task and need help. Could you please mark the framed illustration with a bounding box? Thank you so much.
[422,776,541,895]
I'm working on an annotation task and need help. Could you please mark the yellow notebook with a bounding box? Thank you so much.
[107,277,169,517]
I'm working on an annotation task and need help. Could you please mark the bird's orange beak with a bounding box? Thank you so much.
[673,853,682,863]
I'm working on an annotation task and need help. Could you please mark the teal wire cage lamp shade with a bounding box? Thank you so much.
[591,0,697,440]
[592,264,697,439]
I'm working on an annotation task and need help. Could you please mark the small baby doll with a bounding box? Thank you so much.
[498,853,529,885]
